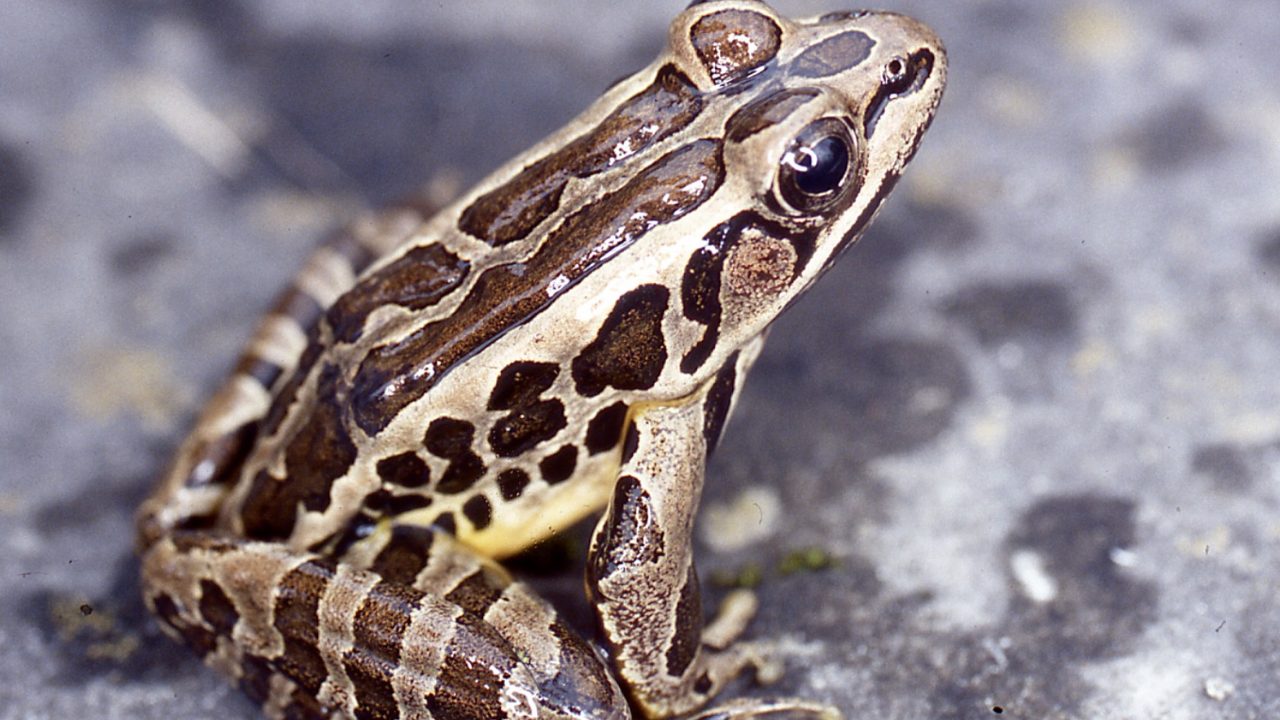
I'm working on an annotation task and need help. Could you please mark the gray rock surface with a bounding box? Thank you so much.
[2,1,1279,718]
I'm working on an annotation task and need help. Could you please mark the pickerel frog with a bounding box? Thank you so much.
[138,2,945,718]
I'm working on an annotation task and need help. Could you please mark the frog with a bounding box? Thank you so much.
[136,2,946,718]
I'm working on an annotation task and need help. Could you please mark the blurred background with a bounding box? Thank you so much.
[2,1,1279,718]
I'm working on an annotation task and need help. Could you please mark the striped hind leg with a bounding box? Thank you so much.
[136,189,452,548]
[141,526,630,720]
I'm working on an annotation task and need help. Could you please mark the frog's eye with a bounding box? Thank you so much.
[776,118,859,214]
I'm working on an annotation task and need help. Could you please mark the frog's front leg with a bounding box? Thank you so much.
[141,526,631,720]
[586,357,840,720]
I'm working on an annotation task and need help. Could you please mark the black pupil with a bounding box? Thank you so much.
[793,136,849,196]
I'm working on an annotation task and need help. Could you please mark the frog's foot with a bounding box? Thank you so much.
[696,592,786,690]
[683,698,843,720]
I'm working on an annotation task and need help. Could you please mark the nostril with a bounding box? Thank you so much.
[865,49,936,138]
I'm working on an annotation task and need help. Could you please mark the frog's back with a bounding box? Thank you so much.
[204,5,802,559]
[210,62,738,560]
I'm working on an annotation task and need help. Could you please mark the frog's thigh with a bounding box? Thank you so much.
[141,529,629,720]
[137,202,439,547]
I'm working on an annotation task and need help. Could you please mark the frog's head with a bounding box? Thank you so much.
[658,0,946,379]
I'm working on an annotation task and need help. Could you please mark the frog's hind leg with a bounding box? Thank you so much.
[140,525,631,720]
[585,350,840,720]
[136,194,446,548]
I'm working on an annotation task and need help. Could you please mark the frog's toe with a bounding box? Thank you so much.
[683,697,843,720]
[703,589,759,649]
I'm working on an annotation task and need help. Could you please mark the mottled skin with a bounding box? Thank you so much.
[137,2,946,718]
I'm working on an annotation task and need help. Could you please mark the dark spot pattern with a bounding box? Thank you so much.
[365,489,433,515]
[152,592,217,658]
[681,213,814,374]
[422,418,471,455]
[327,243,470,344]
[665,565,702,677]
[260,340,324,439]
[352,140,724,435]
[689,9,782,87]
[242,364,359,539]
[462,494,493,530]
[496,468,531,501]
[702,356,737,454]
[424,418,487,494]
[590,475,663,581]
[572,284,671,397]
[273,559,337,695]
[197,580,239,636]
[489,399,568,458]
[485,362,569,457]
[789,30,875,78]
[539,445,578,485]
[487,362,560,410]
[585,402,629,455]
[458,64,702,246]
[725,88,819,143]
[370,524,436,584]
[433,512,457,535]
[376,451,431,489]
[681,239,726,375]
